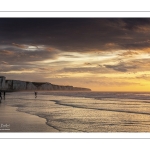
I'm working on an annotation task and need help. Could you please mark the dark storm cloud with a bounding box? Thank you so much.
[1,18,150,54]
[136,74,150,81]
[62,67,98,73]
[118,50,139,57]
[84,63,92,66]
[84,80,141,86]
[122,18,150,30]
[104,63,137,72]
[0,44,59,65]
[57,66,114,74]
[12,43,27,49]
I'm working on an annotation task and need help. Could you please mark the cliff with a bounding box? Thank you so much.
[0,76,91,91]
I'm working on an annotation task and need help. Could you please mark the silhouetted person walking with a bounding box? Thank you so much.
[35,91,37,98]
[0,92,2,103]
[3,91,5,100]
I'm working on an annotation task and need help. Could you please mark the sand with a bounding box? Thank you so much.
[0,101,58,132]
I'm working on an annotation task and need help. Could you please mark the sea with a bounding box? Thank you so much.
[4,91,150,132]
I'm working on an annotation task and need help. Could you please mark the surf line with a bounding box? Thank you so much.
[51,100,150,116]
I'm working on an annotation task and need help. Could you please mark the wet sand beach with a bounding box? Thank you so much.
[0,102,58,132]
[2,91,150,132]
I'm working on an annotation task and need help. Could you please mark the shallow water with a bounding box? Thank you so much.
[4,91,150,132]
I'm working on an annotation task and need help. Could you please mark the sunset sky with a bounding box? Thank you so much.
[1,18,150,91]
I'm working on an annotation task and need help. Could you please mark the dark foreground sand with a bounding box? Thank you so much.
[0,102,58,132]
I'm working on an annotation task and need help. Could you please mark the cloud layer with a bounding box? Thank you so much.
[1,18,150,91]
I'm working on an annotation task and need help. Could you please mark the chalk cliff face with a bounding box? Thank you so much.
[0,76,91,91]
[26,82,37,90]
[32,82,53,90]
[5,80,13,90]
[13,80,27,90]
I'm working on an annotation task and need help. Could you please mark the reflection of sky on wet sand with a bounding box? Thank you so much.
[0,103,57,132]
[3,92,150,132]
